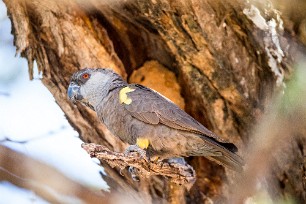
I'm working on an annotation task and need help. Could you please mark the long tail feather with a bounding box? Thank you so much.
[197,135,244,171]
[208,151,244,172]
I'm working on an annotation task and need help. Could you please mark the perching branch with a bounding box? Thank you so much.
[81,143,196,186]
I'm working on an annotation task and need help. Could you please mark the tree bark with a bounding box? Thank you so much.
[3,0,305,203]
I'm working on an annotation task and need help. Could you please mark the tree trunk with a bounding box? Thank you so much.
[3,0,305,203]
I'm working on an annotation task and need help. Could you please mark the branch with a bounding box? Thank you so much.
[81,143,196,186]
[0,145,107,204]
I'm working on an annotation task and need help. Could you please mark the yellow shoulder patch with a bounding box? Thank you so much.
[119,86,135,105]
[136,138,150,149]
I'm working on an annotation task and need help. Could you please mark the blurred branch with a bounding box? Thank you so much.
[81,143,196,186]
[0,91,10,97]
[0,126,68,144]
[0,145,108,204]
[230,63,306,203]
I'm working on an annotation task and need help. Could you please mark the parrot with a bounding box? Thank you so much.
[67,68,244,171]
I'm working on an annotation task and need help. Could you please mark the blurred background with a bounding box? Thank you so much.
[0,2,108,203]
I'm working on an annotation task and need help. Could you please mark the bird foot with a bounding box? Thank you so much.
[128,166,140,182]
[167,157,187,165]
[124,145,149,162]
[125,145,148,181]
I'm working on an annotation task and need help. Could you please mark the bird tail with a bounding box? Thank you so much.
[196,136,244,172]
[207,150,244,172]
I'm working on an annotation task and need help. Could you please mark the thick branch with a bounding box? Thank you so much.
[81,143,196,186]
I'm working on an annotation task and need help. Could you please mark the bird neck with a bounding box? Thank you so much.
[88,74,128,110]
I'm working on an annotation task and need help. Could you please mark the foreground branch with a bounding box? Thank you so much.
[0,145,106,204]
[81,143,196,186]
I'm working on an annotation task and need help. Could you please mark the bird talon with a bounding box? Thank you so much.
[128,166,140,182]
[124,145,149,162]
[167,157,187,165]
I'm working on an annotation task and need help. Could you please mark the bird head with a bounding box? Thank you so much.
[67,68,125,110]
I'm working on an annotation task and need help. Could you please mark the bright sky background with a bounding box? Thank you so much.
[0,2,108,203]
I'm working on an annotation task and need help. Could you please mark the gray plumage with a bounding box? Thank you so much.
[68,68,244,171]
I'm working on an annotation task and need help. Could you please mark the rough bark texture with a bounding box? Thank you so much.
[81,143,196,186]
[3,0,305,203]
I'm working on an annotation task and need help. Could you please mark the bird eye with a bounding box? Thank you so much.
[82,73,90,79]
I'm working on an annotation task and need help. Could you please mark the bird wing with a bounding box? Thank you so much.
[122,84,236,150]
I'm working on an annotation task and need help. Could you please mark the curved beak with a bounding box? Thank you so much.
[67,83,82,103]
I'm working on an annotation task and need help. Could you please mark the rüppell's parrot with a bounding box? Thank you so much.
[68,68,244,171]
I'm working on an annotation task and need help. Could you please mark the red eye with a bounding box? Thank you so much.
[82,73,90,79]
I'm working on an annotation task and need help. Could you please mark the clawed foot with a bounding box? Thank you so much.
[155,157,188,171]
[124,145,149,181]
[128,166,140,181]
[124,145,149,162]
[167,157,187,165]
